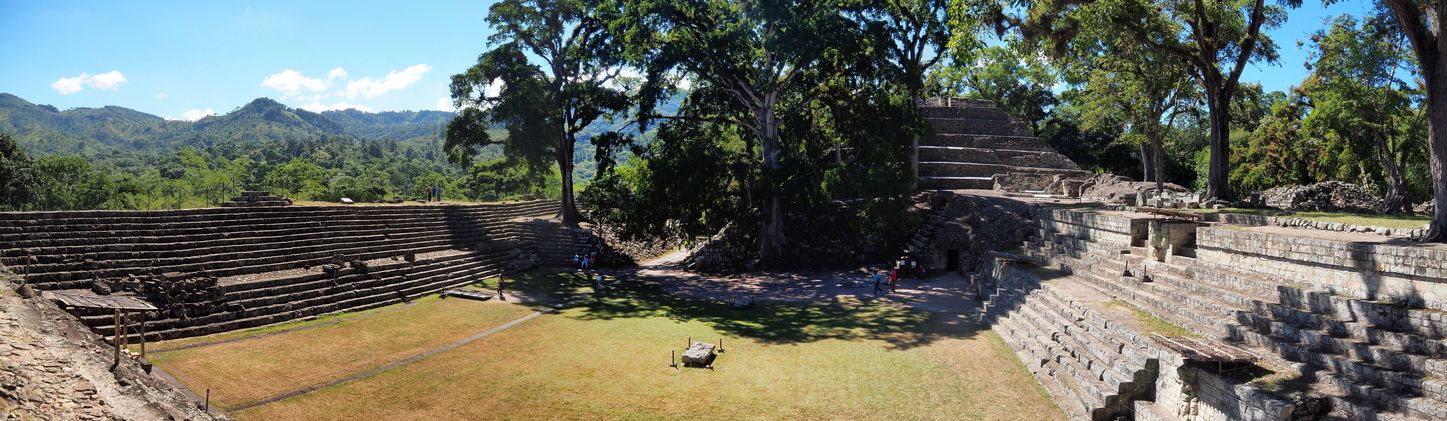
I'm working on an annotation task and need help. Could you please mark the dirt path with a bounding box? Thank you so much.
[627,257,982,315]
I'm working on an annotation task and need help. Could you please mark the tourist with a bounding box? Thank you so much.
[436,185,444,202]
[888,268,898,293]
[573,254,581,268]
[581,255,589,270]
[497,274,506,301]
[872,272,884,295]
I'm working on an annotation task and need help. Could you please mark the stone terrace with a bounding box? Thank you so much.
[1009,205,1447,420]
[0,201,566,341]
[917,97,1091,191]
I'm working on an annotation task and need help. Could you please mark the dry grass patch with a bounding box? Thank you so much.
[149,295,532,408]
[1104,300,1197,338]
[236,275,1061,420]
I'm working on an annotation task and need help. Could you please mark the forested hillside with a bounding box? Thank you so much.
[0,93,583,210]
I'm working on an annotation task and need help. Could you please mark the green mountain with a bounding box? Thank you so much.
[0,93,181,155]
[321,109,454,140]
[0,94,457,157]
[180,98,347,147]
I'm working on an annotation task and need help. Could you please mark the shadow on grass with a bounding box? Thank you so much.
[485,270,984,350]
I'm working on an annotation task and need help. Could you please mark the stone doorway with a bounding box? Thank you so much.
[945,249,960,271]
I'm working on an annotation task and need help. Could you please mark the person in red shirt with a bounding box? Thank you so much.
[888,268,898,293]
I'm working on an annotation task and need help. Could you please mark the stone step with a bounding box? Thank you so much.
[4,221,511,269]
[91,253,510,341]
[918,161,1091,179]
[921,134,1054,151]
[1035,238,1447,419]
[925,117,1033,136]
[0,204,553,246]
[25,234,502,289]
[918,146,1080,169]
[920,106,1013,120]
[0,201,557,231]
[1141,268,1447,366]
[918,176,993,190]
[995,310,1100,419]
[1158,259,1447,340]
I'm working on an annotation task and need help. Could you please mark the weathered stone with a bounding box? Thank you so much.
[1260,181,1382,213]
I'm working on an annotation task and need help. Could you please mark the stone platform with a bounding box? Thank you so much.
[988,204,1447,420]
[0,201,570,341]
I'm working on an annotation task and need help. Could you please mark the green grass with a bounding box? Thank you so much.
[147,295,534,408]
[150,272,1062,420]
[1186,207,1429,229]
[1105,300,1197,338]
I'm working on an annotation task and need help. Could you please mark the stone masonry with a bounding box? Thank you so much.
[916,97,1090,191]
[996,204,1447,420]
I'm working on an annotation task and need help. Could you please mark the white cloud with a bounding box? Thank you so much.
[49,70,128,95]
[179,108,216,121]
[344,64,431,99]
[260,69,338,93]
[87,71,127,90]
[299,101,373,112]
[51,76,85,95]
[484,78,503,98]
[154,92,169,100]
[327,67,348,80]
[434,97,455,112]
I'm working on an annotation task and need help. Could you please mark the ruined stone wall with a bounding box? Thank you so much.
[1145,354,1296,421]
[1036,207,1145,251]
[1196,227,1447,311]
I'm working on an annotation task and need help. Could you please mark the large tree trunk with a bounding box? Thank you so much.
[1377,132,1410,215]
[1204,78,1236,202]
[757,102,785,260]
[1424,74,1447,240]
[909,136,919,190]
[910,94,923,191]
[1146,131,1166,193]
[1138,142,1156,183]
[558,132,582,226]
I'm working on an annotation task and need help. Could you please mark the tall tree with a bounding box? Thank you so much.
[1007,0,1297,201]
[1376,0,1447,239]
[852,0,955,187]
[620,0,856,259]
[1061,11,1197,191]
[1302,14,1422,214]
[0,133,35,211]
[446,0,628,226]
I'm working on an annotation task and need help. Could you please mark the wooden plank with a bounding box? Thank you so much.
[1150,334,1258,363]
[47,290,158,311]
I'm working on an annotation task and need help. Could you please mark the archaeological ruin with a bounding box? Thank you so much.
[1,98,1443,421]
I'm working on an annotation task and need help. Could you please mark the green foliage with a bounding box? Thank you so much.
[0,134,34,210]
[446,0,631,224]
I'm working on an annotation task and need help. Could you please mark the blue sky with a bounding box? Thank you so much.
[0,0,498,120]
[0,0,1377,120]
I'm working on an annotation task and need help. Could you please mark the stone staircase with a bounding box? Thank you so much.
[978,260,1162,420]
[903,204,949,256]
[917,98,1091,191]
[0,201,560,341]
[1025,210,1447,420]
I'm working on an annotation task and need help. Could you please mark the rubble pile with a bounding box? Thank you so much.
[682,223,757,274]
[1261,181,1382,213]
[220,190,292,207]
